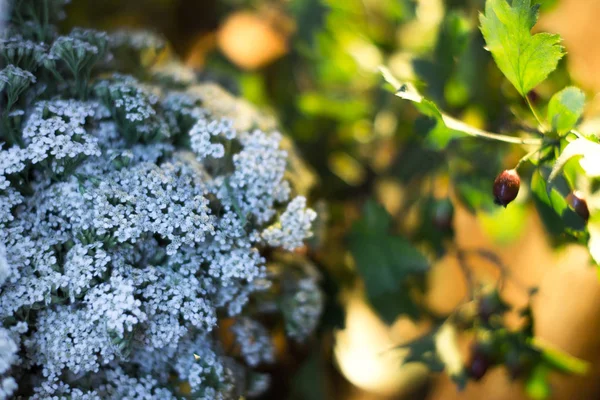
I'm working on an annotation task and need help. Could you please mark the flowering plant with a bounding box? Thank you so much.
[0,1,322,398]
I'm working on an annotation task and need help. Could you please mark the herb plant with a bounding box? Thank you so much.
[0,1,321,398]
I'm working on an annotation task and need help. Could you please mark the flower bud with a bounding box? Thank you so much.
[566,190,590,222]
[493,169,520,207]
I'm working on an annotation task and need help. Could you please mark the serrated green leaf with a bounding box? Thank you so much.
[550,138,600,182]
[480,0,565,96]
[547,87,585,135]
[349,200,429,323]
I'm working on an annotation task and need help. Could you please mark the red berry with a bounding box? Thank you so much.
[567,191,590,222]
[493,169,520,207]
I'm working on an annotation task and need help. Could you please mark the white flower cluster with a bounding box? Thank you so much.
[189,116,236,160]
[281,276,325,341]
[22,100,102,172]
[94,75,170,143]
[0,328,18,400]
[230,317,276,367]
[262,196,318,251]
[109,29,165,54]
[0,11,321,397]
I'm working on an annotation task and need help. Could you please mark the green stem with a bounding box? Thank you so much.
[525,95,547,133]
[379,66,543,146]
[515,146,543,171]
[442,114,543,146]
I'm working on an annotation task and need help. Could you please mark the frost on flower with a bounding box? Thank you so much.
[0,3,321,397]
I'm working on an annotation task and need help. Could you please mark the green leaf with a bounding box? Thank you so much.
[349,200,430,323]
[531,169,568,236]
[551,138,600,181]
[413,99,467,150]
[547,87,585,135]
[380,67,468,150]
[480,0,565,96]
[532,167,587,233]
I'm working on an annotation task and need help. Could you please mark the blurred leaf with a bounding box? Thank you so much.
[434,12,471,67]
[479,200,527,244]
[532,167,587,234]
[289,0,328,46]
[547,87,585,135]
[400,331,445,373]
[288,346,327,400]
[412,101,466,150]
[349,200,429,323]
[531,168,567,236]
[435,323,467,389]
[588,216,600,265]
[240,73,268,106]
[380,67,468,150]
[298,92,369,121]
[530,337,589,375]
[550,138,600,181]
[413,12,472,105]
[480,0,565,97]
[369,287,421,324]
[391,144,446,184]
[454,176,496,213]
[525,364,551,400]
[415,197,454,257]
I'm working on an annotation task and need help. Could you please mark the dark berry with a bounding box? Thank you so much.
[493,169,520,207]
[567,191,590,222]
[432,198,454,231]
[477,290,508,324]
[467,348,491,381]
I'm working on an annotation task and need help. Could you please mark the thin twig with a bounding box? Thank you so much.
[525,95,548,133]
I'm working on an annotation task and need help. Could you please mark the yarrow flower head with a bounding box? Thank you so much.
[0,2,322,397]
